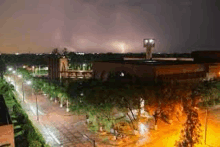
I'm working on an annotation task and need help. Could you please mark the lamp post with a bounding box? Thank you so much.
[12,70,16,87]
[66,98,70,112]
[32,88,39,121]
[28,80,39,121]
[8,67,13,71]
[143,39,155,60]
[7,67,15,86]
[22,81,24,102]
[36,94,39,121]
[33,88,39,121]
[21,80,32,102]
[17,74,24,101]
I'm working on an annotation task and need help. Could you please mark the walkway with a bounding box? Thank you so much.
[7,75,96,147]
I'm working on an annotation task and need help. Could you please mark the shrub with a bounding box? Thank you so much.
[43,144,50,147]
[29,140,42,147]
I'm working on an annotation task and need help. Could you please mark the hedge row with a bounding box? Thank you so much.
[13,102,49,147]
[1,77,50,147]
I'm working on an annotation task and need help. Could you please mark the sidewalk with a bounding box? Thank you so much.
[8,75,96,147]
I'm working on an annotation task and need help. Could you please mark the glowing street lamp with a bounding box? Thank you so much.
[143,39,155,60]
[66,99,70,112]
[26,80,32,85]
[30,82,39,121]
[83,63,86,70]
[22,80,32,102]
[22,80,39,121]
[12,71,17,87]
[80,93,84,103]
[8,68,13,71]
[22,81,25,102]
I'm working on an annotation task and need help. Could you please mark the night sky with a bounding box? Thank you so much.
[0,0,220,54]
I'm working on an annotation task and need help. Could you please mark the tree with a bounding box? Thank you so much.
[196,80,220,106]
[0,55,6,78]
[0,78,15,99]
[29,140,42,147]
[17,68,32,81]
[175,83,203,147]
[51,48,60,55]
[175,107,202,147]
[62,48,68,56]
[57,87,68,107]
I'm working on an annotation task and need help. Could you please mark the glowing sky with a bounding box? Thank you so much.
[0,0,219,53]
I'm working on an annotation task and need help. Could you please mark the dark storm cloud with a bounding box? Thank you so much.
[0,0,219,53]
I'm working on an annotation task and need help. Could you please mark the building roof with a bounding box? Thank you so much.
[94,59,196,66]
[191,50,220,63]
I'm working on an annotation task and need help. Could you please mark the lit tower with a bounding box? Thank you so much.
[59,56,69,79]
[48,55,69,80]
[143,39,155,60]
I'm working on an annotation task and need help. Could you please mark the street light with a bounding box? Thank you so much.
[22,81,24,102]
[143,39,155,60]
[66,98,70,112]
[12,71,16,88]
[8,67,13,71]
[21,80,39,121]
[29,82,39,121]
[22,80,32,102]
[26,80,32,85]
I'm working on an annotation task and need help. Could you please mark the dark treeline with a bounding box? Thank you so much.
[1,51,191,67]
[0,53,49,66]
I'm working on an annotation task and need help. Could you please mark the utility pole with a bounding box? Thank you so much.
[66,99,69,112]
[36,94,39,121]
[32,87,39,121]
[22,82,24,102]
[14,65,17,88]
[204,108,208,145]
[14,73,16,88]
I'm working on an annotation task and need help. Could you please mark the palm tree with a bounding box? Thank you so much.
[46,83,57,101]
[175,105,202,147]
[0,78,15,98]
[17,68,32,81]
[0,56,6,78]
[58,90,64,107]
[57,87,68,107]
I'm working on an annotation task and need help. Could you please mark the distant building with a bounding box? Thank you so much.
[48,56,65,80]
[191,50,220,62]
[93,51,220,83]
[48,56,92,80]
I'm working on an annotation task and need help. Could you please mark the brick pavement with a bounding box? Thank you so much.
[8,75,96,147]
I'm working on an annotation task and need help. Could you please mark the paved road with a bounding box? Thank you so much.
[7,75,96,147]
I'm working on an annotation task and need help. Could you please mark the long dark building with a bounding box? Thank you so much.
[92,51,220,83]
